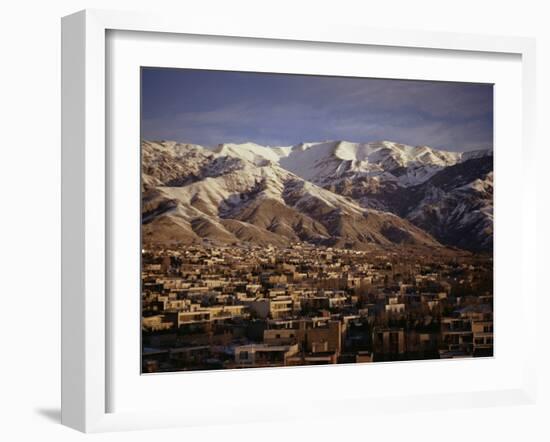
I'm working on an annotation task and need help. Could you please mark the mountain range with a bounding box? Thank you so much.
[142,139,493,252]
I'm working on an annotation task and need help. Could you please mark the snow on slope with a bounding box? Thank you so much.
[142,140,443,249]
[406,167,494,251]
[142,140,493,251]
[461,148,493,162]
[215,142,292,166]
[278,140,462,187]
[212,139,487,188]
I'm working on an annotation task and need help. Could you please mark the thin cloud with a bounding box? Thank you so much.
[141,68,493,152]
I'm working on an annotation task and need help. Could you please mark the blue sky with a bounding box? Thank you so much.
[141,68,493,152]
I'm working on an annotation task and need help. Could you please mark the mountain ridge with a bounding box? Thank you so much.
[142,139,493,252]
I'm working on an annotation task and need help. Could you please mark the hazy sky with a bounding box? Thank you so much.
[141,68,493,152]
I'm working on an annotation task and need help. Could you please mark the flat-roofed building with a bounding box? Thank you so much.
[247,297,294,319]
[472,320,493,356]
[263,328,298,345]
[234,343,299,367]
[142,314,175,331]
[373,327,405,356]
[177,310,212,326]
[440,317,473,354]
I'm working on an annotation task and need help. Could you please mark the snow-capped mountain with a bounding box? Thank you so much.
[282,140,466,187]
[142,139,493,252]
[142,140,443,250]
[215,142,292,166]
[321,152,493,251]
[215,140,478,187]
[404,155,494,252]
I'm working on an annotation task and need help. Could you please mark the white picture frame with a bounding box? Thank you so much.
[61,9,537,433]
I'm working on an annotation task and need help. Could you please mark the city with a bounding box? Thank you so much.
[141,243,493,372]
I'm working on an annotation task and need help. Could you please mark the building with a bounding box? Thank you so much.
[234,343,299,367]
[142,314,175,331]
[472,320,494,356]
[247,297,294,319]
[372,327,405,358]
[440,317,473,354]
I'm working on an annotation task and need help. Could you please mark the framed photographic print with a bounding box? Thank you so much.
[140,68,495,374]
[61,9,537,433]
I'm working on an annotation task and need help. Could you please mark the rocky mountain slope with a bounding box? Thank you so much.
[142,141,444,250]
[142,139,493,252]
[209,139,494,252]
[217,140,463,187]
[404,157,493,251]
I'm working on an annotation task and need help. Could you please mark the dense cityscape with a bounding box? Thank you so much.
[142,243,493,373]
